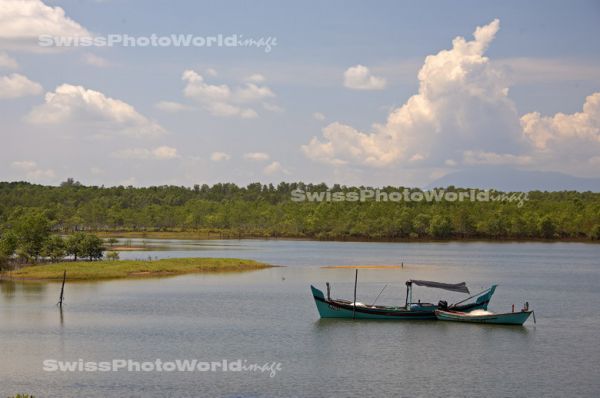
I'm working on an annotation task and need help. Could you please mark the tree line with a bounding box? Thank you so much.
[0,210,105,270]
[0,181,599,243]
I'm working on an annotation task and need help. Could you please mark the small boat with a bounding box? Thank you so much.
[435,307,534,325]
[311,274,497,320]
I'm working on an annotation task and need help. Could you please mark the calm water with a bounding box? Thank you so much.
[1,240,599,397]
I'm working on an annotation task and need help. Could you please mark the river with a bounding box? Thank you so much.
[1,240,599,397]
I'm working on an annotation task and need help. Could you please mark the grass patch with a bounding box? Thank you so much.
[3,258,272,281]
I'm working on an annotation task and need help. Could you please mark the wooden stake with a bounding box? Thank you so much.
[58,270,66,307]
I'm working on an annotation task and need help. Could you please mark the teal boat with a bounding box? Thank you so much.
[434,308,534,325]
[311,278,497,320]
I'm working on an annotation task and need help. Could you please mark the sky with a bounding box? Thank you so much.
[1,0,599,188]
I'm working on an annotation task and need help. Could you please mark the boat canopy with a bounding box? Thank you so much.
[410,280,470,294]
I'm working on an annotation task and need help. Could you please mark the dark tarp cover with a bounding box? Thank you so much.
[410,280,470,294]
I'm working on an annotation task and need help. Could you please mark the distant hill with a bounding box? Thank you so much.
[428,167,600,192]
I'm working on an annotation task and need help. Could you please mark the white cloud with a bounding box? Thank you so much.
[0,0,90,52]
[119,176,137,186]
[210,151,231,161]
[27,84,165,137]
[82,52,110,68]
[235,83,274,102]
[112,146,179,160]
[181,69,278,118]
[152,146,179,159]
[155,100,192,113]
[10,160,55,181]
[304,19,523,168]
[313,112,326,121]
[262,102,283,112]
[0,51,18,69]
[343,65,387,90]
[518,92,600,174]
[11,160,37,170]
[246,73,266,83]
[521,92,600,150]
[0,73,43,98]
[206,101,257,119]
[243,152,270,161]
[303,19,600,178]
[263,161,287,175]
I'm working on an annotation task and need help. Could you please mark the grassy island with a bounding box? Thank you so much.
[2,258,272,281]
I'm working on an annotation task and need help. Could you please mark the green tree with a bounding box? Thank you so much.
[429,215,454,239]
[591,224,600,240]
[65,232,86,261]
[413,213,431,237]
[0,230,18,270]
[80,234,104,261]
[538,216,556,239]
[12,211,51,261]
[41,235,66,262]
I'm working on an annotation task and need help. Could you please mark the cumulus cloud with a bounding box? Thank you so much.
[210,151,231,161]
[313,112,326,121]
[343,65,387,90]
[521,93,600,150]
[518,92,600,173]
[263,161,287,175]
[180,69,277,118]
[243,152,270,161]
[246,73,266,83]
[0,73,43,98]
[0,52,18,69]
[262,102,283,112]
[304,19,524,168]
[303,19,600,178]
[10,160,55,181]
[27,84,165,137]
[0,0,90,52]
[155,100,192,113]
[112,146,179,160]
[82,53,110,68]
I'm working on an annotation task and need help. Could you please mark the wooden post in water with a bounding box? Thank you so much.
[353,269,358,319]
[58,270,66,307]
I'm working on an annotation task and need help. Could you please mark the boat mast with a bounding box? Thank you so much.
[405,280,412,309]
[353,269,358,319]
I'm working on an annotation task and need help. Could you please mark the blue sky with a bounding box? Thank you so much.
[1,0,599,187]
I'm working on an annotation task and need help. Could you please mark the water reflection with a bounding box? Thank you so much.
[0,280,16,300]
[0,280,47,301]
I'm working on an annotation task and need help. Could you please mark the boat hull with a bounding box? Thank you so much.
[311,285,494,320]
[434,309,532,325]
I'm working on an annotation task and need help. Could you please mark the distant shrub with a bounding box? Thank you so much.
[106,251,120,261]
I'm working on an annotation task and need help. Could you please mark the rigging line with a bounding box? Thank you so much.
[451,286,493,306]
[370,284,388,307]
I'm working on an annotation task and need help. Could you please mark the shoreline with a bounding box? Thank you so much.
[93,231,600,244]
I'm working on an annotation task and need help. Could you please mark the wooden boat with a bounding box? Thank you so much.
[434,308,534,325]
[311,276,497,320]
